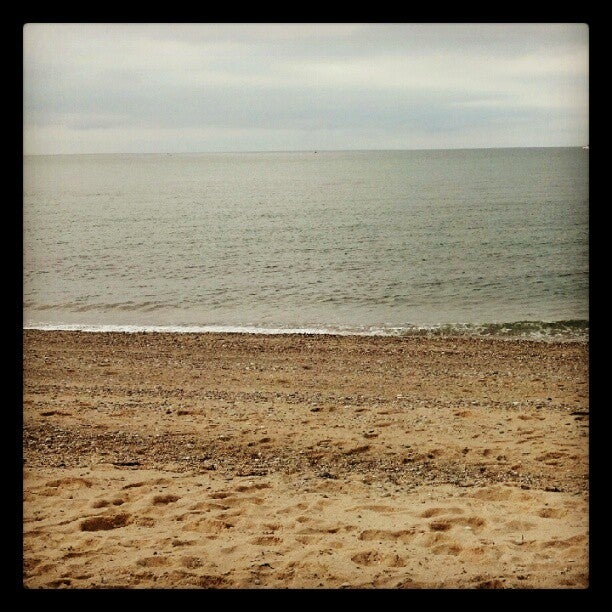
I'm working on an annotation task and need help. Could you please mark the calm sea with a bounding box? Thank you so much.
[23,148,588,339]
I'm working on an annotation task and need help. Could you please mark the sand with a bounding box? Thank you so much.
[22,330,589,589]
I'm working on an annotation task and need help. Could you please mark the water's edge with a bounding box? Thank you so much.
[23,319,589,342]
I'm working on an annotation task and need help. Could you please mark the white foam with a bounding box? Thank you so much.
[22,322,400,336]
[22,321,587,341]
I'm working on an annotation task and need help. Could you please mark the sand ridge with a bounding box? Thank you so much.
[23,330,589,588]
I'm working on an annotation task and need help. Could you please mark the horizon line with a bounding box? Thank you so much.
[23,144,588,157]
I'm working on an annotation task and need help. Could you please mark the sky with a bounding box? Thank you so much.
[23,23,589,154]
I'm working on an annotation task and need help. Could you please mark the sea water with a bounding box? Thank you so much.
[23,148,588,339]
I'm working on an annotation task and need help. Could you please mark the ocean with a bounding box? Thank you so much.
[23,148,588,339]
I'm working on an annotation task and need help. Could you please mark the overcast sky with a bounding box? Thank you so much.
[23,23,589,154]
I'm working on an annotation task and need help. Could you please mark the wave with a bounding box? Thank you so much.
[400,319,588,341]
[23,319,588,341]
[27,301,169,313]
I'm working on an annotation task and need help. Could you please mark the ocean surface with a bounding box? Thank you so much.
[23,148,589,339]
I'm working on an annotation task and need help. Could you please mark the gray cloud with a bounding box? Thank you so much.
[23,23,589,154]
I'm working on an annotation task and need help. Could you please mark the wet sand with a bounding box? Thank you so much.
[23,330,589,588]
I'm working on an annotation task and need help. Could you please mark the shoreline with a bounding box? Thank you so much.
[23,319,589,342]
[23,330,589,588]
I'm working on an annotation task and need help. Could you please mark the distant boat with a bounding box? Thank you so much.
[582,145,589,150]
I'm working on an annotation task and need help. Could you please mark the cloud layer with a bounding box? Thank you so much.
[23,23,589,154]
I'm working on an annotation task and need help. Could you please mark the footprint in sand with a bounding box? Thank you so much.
[474,578,505,589]
[351,551,406,567]
[46,578,72,588]
[235,483,271,493]
[431,543,462,556]
[351,504,398,513]
[121,481,147,490]
[24,557,42,573]
[92,498,125,508]
[504,519,535,531]
[537,507,568,519]
[209,492,231,499]
[152,494,180,505]
[470,486,530,502]
[223,495,265,507]
[536,451,566,461]
[189,501,230,511]
[358,529,415,543]
[80,513,131,531]
[460,546,489,562]
[136,556,169,568]
[62,550,87,559]
[278,502,308,514]
[251,536,282,546]
[180,556,204,569]
[183,517,234,532]
[428,521,453,532]
[420,507,464,518]
[540,537,581,550]
[428,517,485,532]
[422,531,450,545]
[45,477,92,489]
[197,575,229,588]
[171,539,195,547]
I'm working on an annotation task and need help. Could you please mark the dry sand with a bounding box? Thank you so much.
[22,330,589,589]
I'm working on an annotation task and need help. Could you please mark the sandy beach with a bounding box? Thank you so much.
[23,330,589,589]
